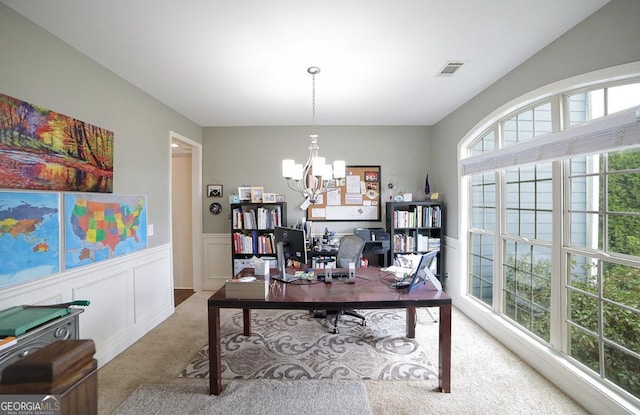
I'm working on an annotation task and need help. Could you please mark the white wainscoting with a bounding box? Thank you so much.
[202,233,232,292]
[0,244,174,368]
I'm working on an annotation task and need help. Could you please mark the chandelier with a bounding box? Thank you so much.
[282,67,345,205]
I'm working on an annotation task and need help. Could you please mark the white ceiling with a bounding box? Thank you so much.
[2,0,609,127]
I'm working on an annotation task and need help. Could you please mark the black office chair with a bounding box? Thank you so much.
[330,234,367,334]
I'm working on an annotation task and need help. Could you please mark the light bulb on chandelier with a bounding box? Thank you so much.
[282,67,345,205]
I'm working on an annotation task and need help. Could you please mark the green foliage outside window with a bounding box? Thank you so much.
[568,149,640,399]
[570,262,640,399]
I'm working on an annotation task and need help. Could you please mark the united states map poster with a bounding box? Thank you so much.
[64,193,147,269]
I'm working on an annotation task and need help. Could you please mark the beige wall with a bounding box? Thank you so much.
[202,125,433,234]
[0,3,202,247]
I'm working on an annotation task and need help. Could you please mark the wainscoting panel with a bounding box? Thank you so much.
[0,244,174,368]
[73,269,130,351]
[133,254,173,324]
[202,234,232,292]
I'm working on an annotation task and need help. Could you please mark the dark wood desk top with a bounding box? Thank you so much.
[207,266,452,395]
[208,267,451,310]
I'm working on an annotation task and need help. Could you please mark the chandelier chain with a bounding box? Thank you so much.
[311,70,316,138]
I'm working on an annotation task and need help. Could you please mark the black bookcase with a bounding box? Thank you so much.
[385,201,445,283]
[230,202,286,275]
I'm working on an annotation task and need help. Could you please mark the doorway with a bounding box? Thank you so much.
[170,132,203,305]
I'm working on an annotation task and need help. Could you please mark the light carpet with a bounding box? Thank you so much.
[179,309,437,382]
[112,380,372,415]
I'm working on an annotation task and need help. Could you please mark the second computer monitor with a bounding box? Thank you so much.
[274,226,307,266]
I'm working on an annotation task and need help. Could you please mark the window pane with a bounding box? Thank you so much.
[607,82,640,114]
[470,172,496,231]
[603,302,640,355]
[502,241,551,341]
[567,253,640,399]
[504,164,552,242]
[470,130,496,156]
[569,288,600,333]
[537,180,553,210]
[602,261,640,308]
[469,233,494,306]
[608,148,640,172]
[568,89,605,126]
[534,103,553,135]
[502,103,552,147]
[603,343,640,399]
[569,325,600,373]
[607,215,640,256]
[569,212,603,250]
[568,254,598,295]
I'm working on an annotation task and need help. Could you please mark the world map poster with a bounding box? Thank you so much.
[0,191,60,289]
[64,193,147,270]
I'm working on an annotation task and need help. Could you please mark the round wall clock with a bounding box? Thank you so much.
[209,202,222,215]
[393,194,404,202]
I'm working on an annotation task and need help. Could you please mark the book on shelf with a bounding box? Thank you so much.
[391,204,441,229]
[232,205,282,230]
[233,232,275,254]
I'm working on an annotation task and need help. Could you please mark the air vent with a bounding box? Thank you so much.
[438,61,464,76]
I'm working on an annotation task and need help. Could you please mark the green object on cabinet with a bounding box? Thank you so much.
[0,306,70,336]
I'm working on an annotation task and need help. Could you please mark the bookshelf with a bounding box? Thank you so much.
[385,201,445,283]
[230,202,286,275]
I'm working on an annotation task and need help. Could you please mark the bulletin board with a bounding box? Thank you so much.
[307,165,381,221]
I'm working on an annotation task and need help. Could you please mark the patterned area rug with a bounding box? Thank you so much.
[179,309,437,381]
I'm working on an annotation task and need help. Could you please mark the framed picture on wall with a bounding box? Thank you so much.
[207,184,223,197]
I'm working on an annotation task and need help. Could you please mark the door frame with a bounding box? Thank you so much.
[170,131,203,292]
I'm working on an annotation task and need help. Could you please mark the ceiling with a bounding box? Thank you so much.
[2,0,609,127]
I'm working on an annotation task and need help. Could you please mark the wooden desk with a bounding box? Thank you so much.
[208,267,452,395]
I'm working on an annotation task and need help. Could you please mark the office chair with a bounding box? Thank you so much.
[330,234,367,334]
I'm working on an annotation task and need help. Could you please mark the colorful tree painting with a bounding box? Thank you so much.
[0,93,114,192]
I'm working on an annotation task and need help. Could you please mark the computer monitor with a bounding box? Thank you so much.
[407,250,441,293]
[274,226,308,282]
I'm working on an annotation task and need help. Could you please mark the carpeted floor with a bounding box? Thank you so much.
[98,291,590,415]
[113,380,372,415]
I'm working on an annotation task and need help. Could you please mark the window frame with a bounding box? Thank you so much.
[460,71,640,403]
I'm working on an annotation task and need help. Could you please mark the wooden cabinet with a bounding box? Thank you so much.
[230,202,286,275]
[386,201,445,282]
[0,309,83,379]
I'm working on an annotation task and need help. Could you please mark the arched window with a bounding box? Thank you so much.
[460,71,640,401]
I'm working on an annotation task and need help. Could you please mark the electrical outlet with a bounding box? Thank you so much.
[148,224,154,236]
